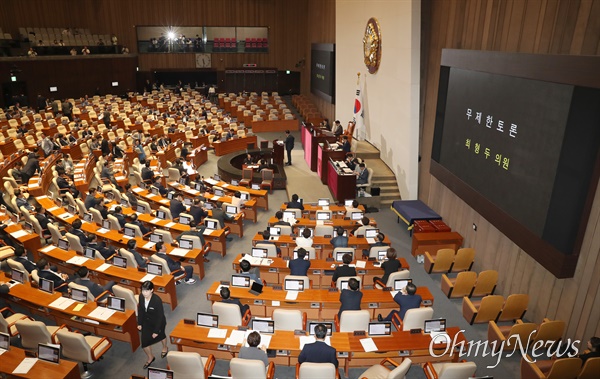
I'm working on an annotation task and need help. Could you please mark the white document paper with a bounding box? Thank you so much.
[49,297,76,310]
[165,222,176,228]
[202,229,213,236]
[147,193,157,198]
[299,336,315,350]
[207,328,228,339]
[59,213,73,219]
[355,260,367,268]
[224,330,246,346]
[96,263,111,272]
[141,273,157,282]
[285,291,299,301]
[12,357,37,374]
[47,206,59,212]
[40,245,55,253]
[360,338,378,352]
[133,187,143,193]
[0,348,6,355]
[271,301,280,306]
[189,189,200,195]
[96,228,109,234]
[87,307,116,321]
[150,218,161,223]
[212,196,221,202]
[390,291,399,298]
[66,256,89,265]
[169,248,188,256]
[143,242,156,249]
[10,230,29,239]
[160,199,169,204]
[366,237,376,244]
[205,178,218,185]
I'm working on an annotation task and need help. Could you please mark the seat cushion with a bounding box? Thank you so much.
[360,364,391,379]
[84,335,110,361]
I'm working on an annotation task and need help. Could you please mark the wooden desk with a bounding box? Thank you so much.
[0,273,140,352]
[266,216,375,234]
[202,177,269,210]
[5,224,42,262]
[302,126,337,172]
[318,143,347,184]
[169,321,462,375]
[205,281,433,320]
[411,232,464,257]
[213,136,258,156]
[328,160,357,202]
[39,245,178,310]
[231,254,409,289]
[26,153,61,197]
[0,345,80,379]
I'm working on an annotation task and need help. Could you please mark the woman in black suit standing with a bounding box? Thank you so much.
[138,281,168,369]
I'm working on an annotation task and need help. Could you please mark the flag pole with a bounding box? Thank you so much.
[354,72,360,140]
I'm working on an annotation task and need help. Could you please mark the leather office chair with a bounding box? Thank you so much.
[471,270,498,297]
[424,248,455,274]
[578,358,600,379]
[441,271,477,298]
[359,358,412,379]
[150,254,185,281]
[0,246,15,261]
[7,259,30,283]
[118,248,139,268]
[488,320,537,351]
[293,247,316,260]
[393,307,434,332]
[296,362,338,379]
[314,225,334,238]
[332,247,355,261]
[239,168,253,187]
[167,351,216,379]
[450,248,476,272]
[368,245,390,260]
[285,208,302,219]
[277,225,293,236]
[153,229,174,244]
[335,276,362,290]
[283,275,310,289]
[498,294,529,322]
[273,309,307,331]
[356,168,373,190]
[374,270,410,289]
[212,302,251,327]
[335,310,370,333]
[106,214,122,231]
[68,282,110,303]
[521,355,581,379]
[137,200,153,214]
[56,329,112,379]
[112,285,138,315]
[255,243,279,258]
[158,206,173,221]
[15,319,68,349]
[463,295,504,325]
[123,223,144,238]
[89,207,104,225]
[65,232,85,254]
[75,198,87,217]
[47,223,63,245]
[168,167,181,182]
[230,358,275,379]
[0,307,32,336]
[423,361,477,379]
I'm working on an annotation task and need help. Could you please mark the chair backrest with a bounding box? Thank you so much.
[47,223,62,245]
[474,295,505,324]
[89,207,103,224]
[68,282,95,302]
[230,358,266,379]
[15,319,52,349]
[314,225,334,237]
[430,249,455,272]
[154,228,174,243]
[107,214,121,231]
[286,208,302,218]
[298,362,336,379]
[65,232,84,253]
[503,322,538,350]
[451,248,475,272]
[336,276,362,290]
[255,243,278,258]
[437,362,477,379]
[384,270,411,287]
[168,168,181,181]
[546,358,582,379]
[283,275,310,289]
[112,285,138,315]
[339,310,370,332]
[167,351,206,379]
[273,309,303,331]
[181,235,203,249]
[119,248,139,268]
[262,169,273,181]
[149,254,174,275]
[388,357,412,379]
[278,225,293,236]
[56,330,94,363]
[471,270,498,297]
[578,357,600,379]
[449,271,478,298]
[212,302,242,327]
[293,246,316,260]
[75,198,87,217]
[498,294,529,322]
[242,168,253,180]
[137,200,152,214]
[533,319,565,344]
[124,223,143,238]
[402,307,434,331]
[7,258,30,283]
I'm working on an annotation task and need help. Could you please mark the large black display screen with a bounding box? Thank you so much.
[431,50,600,278]
[310,43,335,104]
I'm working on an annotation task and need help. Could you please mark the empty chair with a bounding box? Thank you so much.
[112,285,138,315]
[255,243,278,258]
[531,318,566,346]
[424,248,455,274]
[488,320,537,351]
[470,270,498,297]
[65,232,84,253]
[56,329,112,378]
[335,310,370,332]
[168,167,181,181]
[239,167,253,187]
[277,225,293,236]
[230,357,275,379]
[167,351,216,379]
[0,307,32,336]
[260,169,274,193]
[450,248,475,272]
[463,295,504,325]
[283,275,310,289]
[578,358,600,379]
[441,271,477,298]
[296,362,337,379]
[393,307,434,331]
[15,319,68,349]
[68,282,110,303]
[314,225,334,237]
[521,355,581,379]
[212,302,251,327]
[272,309,306,331]
[423,361,477,379]
[498,294,529,323]
[359,358,412,379]
[153,228,174,244]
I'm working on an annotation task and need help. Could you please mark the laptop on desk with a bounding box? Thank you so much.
[8,268,25,288]
[424,319,449,342]
[248,281,264,296]
[197,312,219,328]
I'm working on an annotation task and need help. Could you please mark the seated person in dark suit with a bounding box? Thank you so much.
[211,202,234,241]
[378,283,422,322]
[87,234,117,260]
[287,193,304,211]
[69,219,88,247]
[11,161,25,184]
[56,170,80,198]
[243,153,254,165]
[338,277,362,318]
[34,205,51,231]
[127,213,150,235]
[176,221,206,245]
[154,242,196,284]
[356,163,369,185]
[15,189,34,212]
[289,248,310,276]
[340,135,351,153]
[189,198,208,224]
[141,161,155,183]
[273,211,291,227]
[373,247,401,286]
[298,323,339,368]
[125,239,149,268]
[84,187,103,210]
[220,286,249,316]
[124,183,138,209]
[332,253,357,283]
[239,259,262,285]
[36,258,70,293]
[13,245,36,273]
[579,337,600,364]
[153,178,168,197]
[259,230,281,255]
[110,206,127,229]
[361,231,389,259]
[169,192,186,220]
[74,266,114,301]
[330,227,348,248]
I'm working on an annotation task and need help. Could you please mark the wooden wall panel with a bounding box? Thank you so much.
[421,0,600,342]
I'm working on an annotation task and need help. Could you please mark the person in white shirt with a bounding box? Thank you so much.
[231,191,244,207]
[295,228,313,248]
[345,199,362,218]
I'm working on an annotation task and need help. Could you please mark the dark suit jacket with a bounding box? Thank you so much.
[222,298,245,316]
[35,213,50,230]
[88,242,114,260]
[84,195,102,210]
[395,293,423,320]
[176,228,206,246]
[137,293,165,335]
[156,252,180,272]
[16,256,37,273]
[38,269,67,292]
[285,134,295,151]
[141,167,155,182]
[69,227,88,247]
[125,191,138,209]
[74,278,105,298]
[169,199,186,220]
[339,289,363,317]
[298,341,338,367]
[286,201,304,211]
[330,236,349,248]
[131,220,150,235]
[341,141,351,152]
[332,265,357,283]
[289,258,311,276]
[22,157,40,177]
[113,213,127,228]
[189,205,208,224]
[357,168,369,184]
[211,208,232,229]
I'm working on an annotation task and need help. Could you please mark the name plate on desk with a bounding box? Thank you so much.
[268,268,278,273]
[312,270,321,275]
[368,303,379,308]
[310,303,320,309]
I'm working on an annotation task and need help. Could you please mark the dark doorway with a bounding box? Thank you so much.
[1,80,28,108]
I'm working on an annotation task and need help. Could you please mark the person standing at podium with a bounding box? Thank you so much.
[284,130,295,166]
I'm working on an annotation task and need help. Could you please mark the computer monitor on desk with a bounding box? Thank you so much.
[240,193,250,201]
[309,322,333,336]
[136,205,147,214]
[38,343,61,364]
[365,228,379,238]
[214,189,224,197]
[179,238,194,250]
[251,319,274,334]
[344,199,354,207]
[284,278,305,291]
[148,367,174,379]
[124,226,136,238]
[268,227,281,236]
[10,268,25,284]
[147,262,163,276]
[150,186,160,195]
[318,198,330,206]
[231,274,251,288]
[112,256,127,268]
[0,332,10,351]
[71,288,88,303]
[156,210,166,220]
[107,296,126,312]
[83,212,93,222]
[205,220,218,230]
[58,239,70,251]
[351,212,363,221]
[394,279,412,291]
[368,322,392,336]
[251,248,267,258]
[197,312,219,328]
[316,211,330,221]
[39,278,54,294]
[150,233,163,243]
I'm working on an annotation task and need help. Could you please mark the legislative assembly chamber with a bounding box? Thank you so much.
[0,1,599,379]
